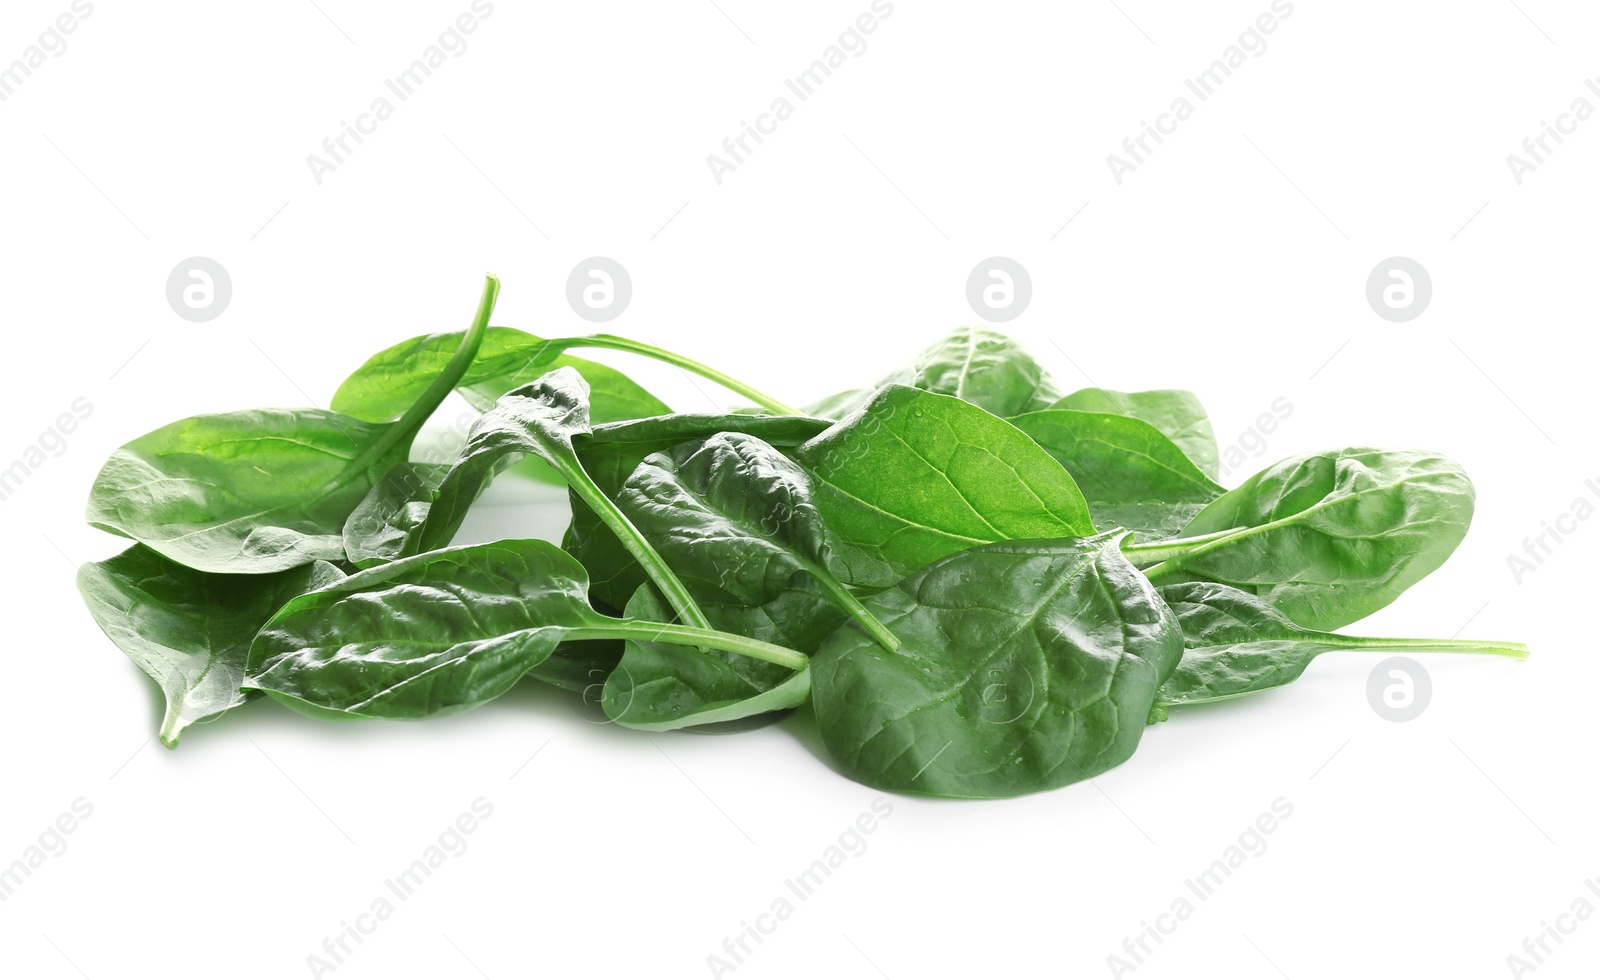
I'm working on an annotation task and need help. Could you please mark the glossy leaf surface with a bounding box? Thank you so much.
[617,432,896,650]
[805,324,1061,419]
[795,385,1095,585]
[1049,388,1219,479]
[1143,448,1475,631]
[77,546,343,745]
[601,584,810,732]
[1152,581,1528,713]
[86,277,498,573]
[1010,409,1224,538]
[812,534,1181,798]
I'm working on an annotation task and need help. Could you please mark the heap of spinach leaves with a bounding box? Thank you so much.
[76,277,1528,798]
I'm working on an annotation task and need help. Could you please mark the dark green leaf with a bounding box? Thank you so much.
[525,638,624,696]
[412,366,713,630]
[602,584,810,732]
[247,539,807,719]
[248,540,615,717]
[564,413,833,611]
[812,534,1182,799]
[1141,448,1475,631]
[616,432,897,651]
[1152,581,1529,713]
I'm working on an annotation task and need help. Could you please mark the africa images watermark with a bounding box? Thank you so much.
[706,0,895,185]
[304,797,494,977]
[1106,0,1294,185]
[1,397,93,504]
[0,798,94,904]
[1105,797,1294,977]
[1506,476,1599,584]
[0,1,94,105]
[705,797,895,977]
[1504,878,1600,977]
[1505,75,1600,185]
[1217,396,1292,480]
[306,1,495,185]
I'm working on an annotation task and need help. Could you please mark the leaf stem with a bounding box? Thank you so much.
[528,334,801,416]
[581,622,809,672]
[810,571,901,652]
[1323,635,1530,659]
[551,456,714,632]
[340,275,499,481]
[1121,527,1246,567]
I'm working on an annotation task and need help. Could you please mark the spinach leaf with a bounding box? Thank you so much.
[85,276,499,574]
[617,432,898,651]
[803,324,1062,420]
[465,353,671,488]
[526,638,624,696]
[459,352,669,420]
[413,367,713,630]
[77,545,343,746]
[342,462,448,568]
[1009,409,1224,538]
[811,533,1181,799]
[564,413,834,611]
[332,326,798,419]
[794,385,1095,585]
[601,584,811,731]
[1132,448,1476,631]
[247,540,807,719]
[1048,388,1219,479]
[1151,581,1529,715]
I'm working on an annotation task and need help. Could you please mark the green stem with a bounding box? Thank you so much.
[340,275,499,481]
[1323,635,1530,659]
[579,622,809,672]
[1121,527,1246,567]
[528,334,801,416]
[551,456,714,632]
[810,571,900,652]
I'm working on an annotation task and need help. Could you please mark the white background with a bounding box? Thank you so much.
[2,1,1597,977]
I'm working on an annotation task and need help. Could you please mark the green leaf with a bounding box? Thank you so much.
[246,539,808,719]
[616,432,898,651]
[338,360,675,567]
[1138,448,1476,631]
[805,325,1061,419]
[1009,409,1224,538]
[342,462,448,568]
[1152,581,1529,713]
[525,638,624,696]
[333,326,797,419]
[85,276,499,574]
[461,352,670,421]
[413,367,713,630]
[812,534,1182,799]
[563,413,833,611]
[1048,388,1219,479]
[77,545,343,746]
[602,584,810,732]
[248,540,618,717]
[464,353,671,488]
[794,385,1095,585]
